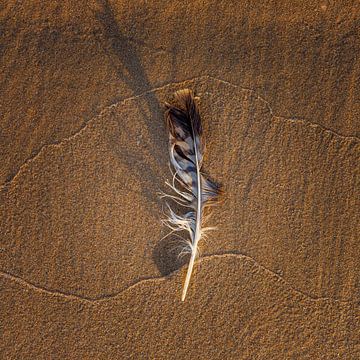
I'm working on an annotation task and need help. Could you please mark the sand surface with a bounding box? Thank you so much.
[1,1,359,359]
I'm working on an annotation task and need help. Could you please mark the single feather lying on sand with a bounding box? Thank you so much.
[162,89,222,301]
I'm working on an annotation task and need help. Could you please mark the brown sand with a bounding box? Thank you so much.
[1,1,359,359]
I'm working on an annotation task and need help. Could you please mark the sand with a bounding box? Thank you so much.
[1,1,359,359]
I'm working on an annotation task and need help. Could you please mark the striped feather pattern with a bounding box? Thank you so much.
[162,89,221,301]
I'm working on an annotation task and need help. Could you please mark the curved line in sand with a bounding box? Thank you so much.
[0,253,355,305]
[1,76,359,305]
[1,74,358,190]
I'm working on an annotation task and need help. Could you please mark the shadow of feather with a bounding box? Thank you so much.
[152,234,190,276]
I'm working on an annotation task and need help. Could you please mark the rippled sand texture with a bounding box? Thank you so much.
[1,1,359,359]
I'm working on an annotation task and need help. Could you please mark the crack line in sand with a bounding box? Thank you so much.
[0,75,207,190]
[0,253,355,305]
[1,75,359,191]
[1,76,358,307]
[207,75,360,142]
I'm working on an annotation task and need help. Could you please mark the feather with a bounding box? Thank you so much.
[162,89,222,301]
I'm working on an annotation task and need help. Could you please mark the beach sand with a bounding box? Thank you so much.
[1,1,359,359]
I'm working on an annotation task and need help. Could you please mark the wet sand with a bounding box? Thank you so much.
[1,1,359,359]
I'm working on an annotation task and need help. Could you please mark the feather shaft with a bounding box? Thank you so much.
[181,118,202,301]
